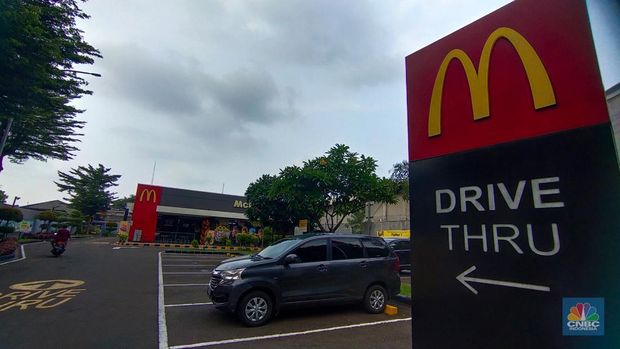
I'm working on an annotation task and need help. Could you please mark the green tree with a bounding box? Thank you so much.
[0,0,101,172]
[111,194,135,209]
[245,175,299,235]
[298,144,395,232]
[57,209,85,234]
[55,164,120,229]
[346,209,366,233]
[0,206,22,224]
[0,188,7,204]
[248,144,396,233]
[390,160,409,201]
[0,206,22,238]
[37,209,61,232]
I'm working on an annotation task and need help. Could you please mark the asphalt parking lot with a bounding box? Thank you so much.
[159,252,412,349]
[0,239,411,349]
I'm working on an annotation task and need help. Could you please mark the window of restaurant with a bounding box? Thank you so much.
[156,215,203,243]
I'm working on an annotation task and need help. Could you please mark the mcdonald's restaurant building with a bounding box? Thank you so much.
[128,184,250,243]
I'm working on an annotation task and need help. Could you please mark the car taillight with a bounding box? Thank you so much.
[393,255,401,272]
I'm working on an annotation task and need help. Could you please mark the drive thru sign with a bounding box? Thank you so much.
[406,0,620,347]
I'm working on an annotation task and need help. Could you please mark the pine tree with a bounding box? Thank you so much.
[55,164,120,230]
[0,0,101,172]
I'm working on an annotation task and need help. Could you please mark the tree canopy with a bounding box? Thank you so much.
[55,164,120,223]
[246,144,396,233]
[0,0,101,172]
[111,194,135,209]
[390,160,409,201]
[0,188,7,204]
[0,206,23,223]
[245,174,300,234]
[37,209,61,222]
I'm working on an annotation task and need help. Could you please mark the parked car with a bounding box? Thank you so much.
[207,233,401,326]
[383,238,411,272]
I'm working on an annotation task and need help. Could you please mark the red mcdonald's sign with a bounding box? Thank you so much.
[406,0,609,161]
[129,184,162,242]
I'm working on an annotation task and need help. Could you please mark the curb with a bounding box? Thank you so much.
[119,242,260,252]
[164,249,240,256]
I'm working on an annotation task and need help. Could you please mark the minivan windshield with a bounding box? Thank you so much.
[257,239,299,259]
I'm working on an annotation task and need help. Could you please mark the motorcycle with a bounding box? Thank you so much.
[51,241,66,256]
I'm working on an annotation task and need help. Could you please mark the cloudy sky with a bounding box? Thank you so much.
[2,0,619,205]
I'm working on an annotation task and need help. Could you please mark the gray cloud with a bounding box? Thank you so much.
[251,1,401,87]
[175,0,402,89]
[210,69,287,124]
[98,44,295,131]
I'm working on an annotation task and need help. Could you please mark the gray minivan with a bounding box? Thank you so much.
[207,233,401,326]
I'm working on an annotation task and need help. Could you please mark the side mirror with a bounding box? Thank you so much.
[284,254,300,265]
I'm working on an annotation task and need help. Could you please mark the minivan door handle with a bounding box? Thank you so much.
[317,264,328,272]
[360,261,368,268]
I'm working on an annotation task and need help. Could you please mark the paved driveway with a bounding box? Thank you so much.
[0,240,412,349]
[159,252,412,349]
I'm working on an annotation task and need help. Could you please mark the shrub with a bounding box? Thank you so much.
[262,226,283,245]
[236,233,260,247]
[117,232,128,244]
[220,237,230,246]
[0,207,23,223]
[248,234,259,246]
[191,239,199,248]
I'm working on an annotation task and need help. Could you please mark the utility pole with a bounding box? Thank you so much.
[151,160,157,184]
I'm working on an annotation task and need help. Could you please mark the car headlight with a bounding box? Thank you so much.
[221,268,245,281]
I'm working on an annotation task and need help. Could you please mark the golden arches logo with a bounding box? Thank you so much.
[139,189,157,203]
[428,27,556,137]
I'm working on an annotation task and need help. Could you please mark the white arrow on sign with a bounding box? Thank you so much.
[457,265,551,295]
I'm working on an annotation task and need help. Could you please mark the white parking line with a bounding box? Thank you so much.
[0,245,26,266]
[168,318,412,349]
[163,272,210,275]
[165,302,213,308]
[163,264,217,267]
[162,255,228,258]
[158,252,169,349]
[163,283,209,287]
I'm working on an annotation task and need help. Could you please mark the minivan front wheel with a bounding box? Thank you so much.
[363,285,387,314]
[237,291,273,327]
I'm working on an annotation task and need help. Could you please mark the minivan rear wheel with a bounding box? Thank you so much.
[363,285,387,314]
[237,291,273,327]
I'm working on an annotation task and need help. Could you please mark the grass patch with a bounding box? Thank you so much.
[400,283,411,297]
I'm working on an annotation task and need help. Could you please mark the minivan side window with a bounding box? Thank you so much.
[362,238,389,258]
[293,239,327,263]
[331,238,364,260]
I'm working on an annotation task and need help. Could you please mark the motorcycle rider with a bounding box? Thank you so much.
[53,225,71,248]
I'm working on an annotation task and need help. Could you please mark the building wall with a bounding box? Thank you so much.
[364,200,410,235]
[317,199,411,235]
